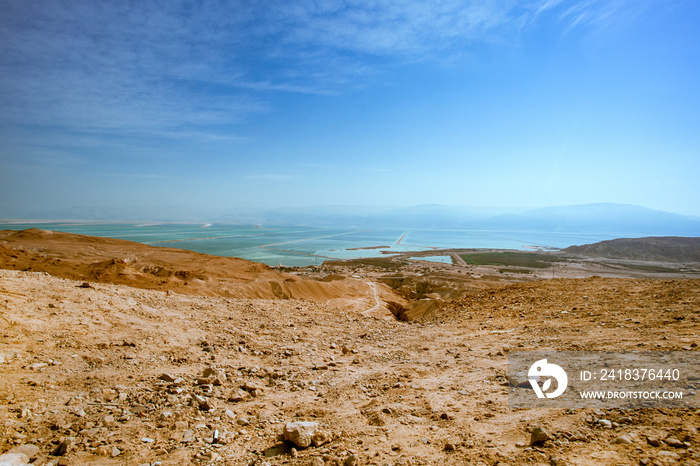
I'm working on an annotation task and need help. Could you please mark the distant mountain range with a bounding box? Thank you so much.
[3,203,700,237]
[249,203,700,236]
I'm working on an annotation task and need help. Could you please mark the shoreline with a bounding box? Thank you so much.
[1,222,686,268]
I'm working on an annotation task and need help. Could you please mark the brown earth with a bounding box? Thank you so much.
[0,231,699,465]
[563,237,700,263]
[0,229,405,313]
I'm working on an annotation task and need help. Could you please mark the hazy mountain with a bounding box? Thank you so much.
[375,205,521,228]
[4,203,700,237]
[482,203,700,235]
[250,203,700,236]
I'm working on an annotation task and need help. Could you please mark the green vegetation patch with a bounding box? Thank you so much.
[460,252,566,269]
[499,268,532,274]
[617,263,683,273]
[325,257,407,271]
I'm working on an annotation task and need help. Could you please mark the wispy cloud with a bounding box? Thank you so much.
[0,0,644,155]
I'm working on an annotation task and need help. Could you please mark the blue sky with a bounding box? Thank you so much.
[1,0,699,219]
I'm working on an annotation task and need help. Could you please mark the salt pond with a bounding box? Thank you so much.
[0,222,630,267]
[408,255,454,264]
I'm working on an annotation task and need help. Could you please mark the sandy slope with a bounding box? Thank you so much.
[1,267,699,465]
[0,229,405,313]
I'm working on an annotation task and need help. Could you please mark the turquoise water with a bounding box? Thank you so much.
[409,255,454,264]
[0,222,629,267]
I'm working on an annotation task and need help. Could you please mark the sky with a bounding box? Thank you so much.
[1,0,699,220]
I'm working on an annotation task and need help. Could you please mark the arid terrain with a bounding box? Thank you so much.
[1,230,699,465]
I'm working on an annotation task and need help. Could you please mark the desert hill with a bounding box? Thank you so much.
[0,229,404,312]
[0,270,698,465]
[1,229,700,464]
[563,236,700,263]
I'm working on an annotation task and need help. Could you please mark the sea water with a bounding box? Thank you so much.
[0,222,633,267]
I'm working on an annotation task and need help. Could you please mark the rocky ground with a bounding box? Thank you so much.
[1,266,699,465]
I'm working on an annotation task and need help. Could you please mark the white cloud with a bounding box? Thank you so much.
[0,0,646,150]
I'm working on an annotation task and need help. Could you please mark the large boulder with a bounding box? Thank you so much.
[283,421,319,448]
[0,452,29,466]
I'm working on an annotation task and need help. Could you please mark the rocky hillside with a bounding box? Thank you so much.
[563,236,700,262]
[1,270,699,465]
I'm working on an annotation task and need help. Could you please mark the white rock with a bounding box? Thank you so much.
[0,452,29,465]
[613,434,634,445]
[283,421,319,448]
[7,445,39,461]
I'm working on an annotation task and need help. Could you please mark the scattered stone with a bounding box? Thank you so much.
[95,446,111,456]
[198,398,215,412]
[444,443,456,451]
[242,381,264,397]
[26,362,48,371]
[0,352,17,364]
[344,453,359,466]
[530,427,553,445]
[102,388,118,401]
[664,436,684,448]
[53,419,72,431]
[311,430,333,447]
[196,451,220,462]
[173,420,188,430]
[283,421,319,448]
[657,450,680,460]
[597,419,612,429]
[647,436,661,447]
[159,373,178,383]
[613,434,634,445]
[236,417,250,427]
[181,430,196,443]
[52,438,74,457]
[228,388,251,402]
[308,458,324,466]
[202,367,221,379]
